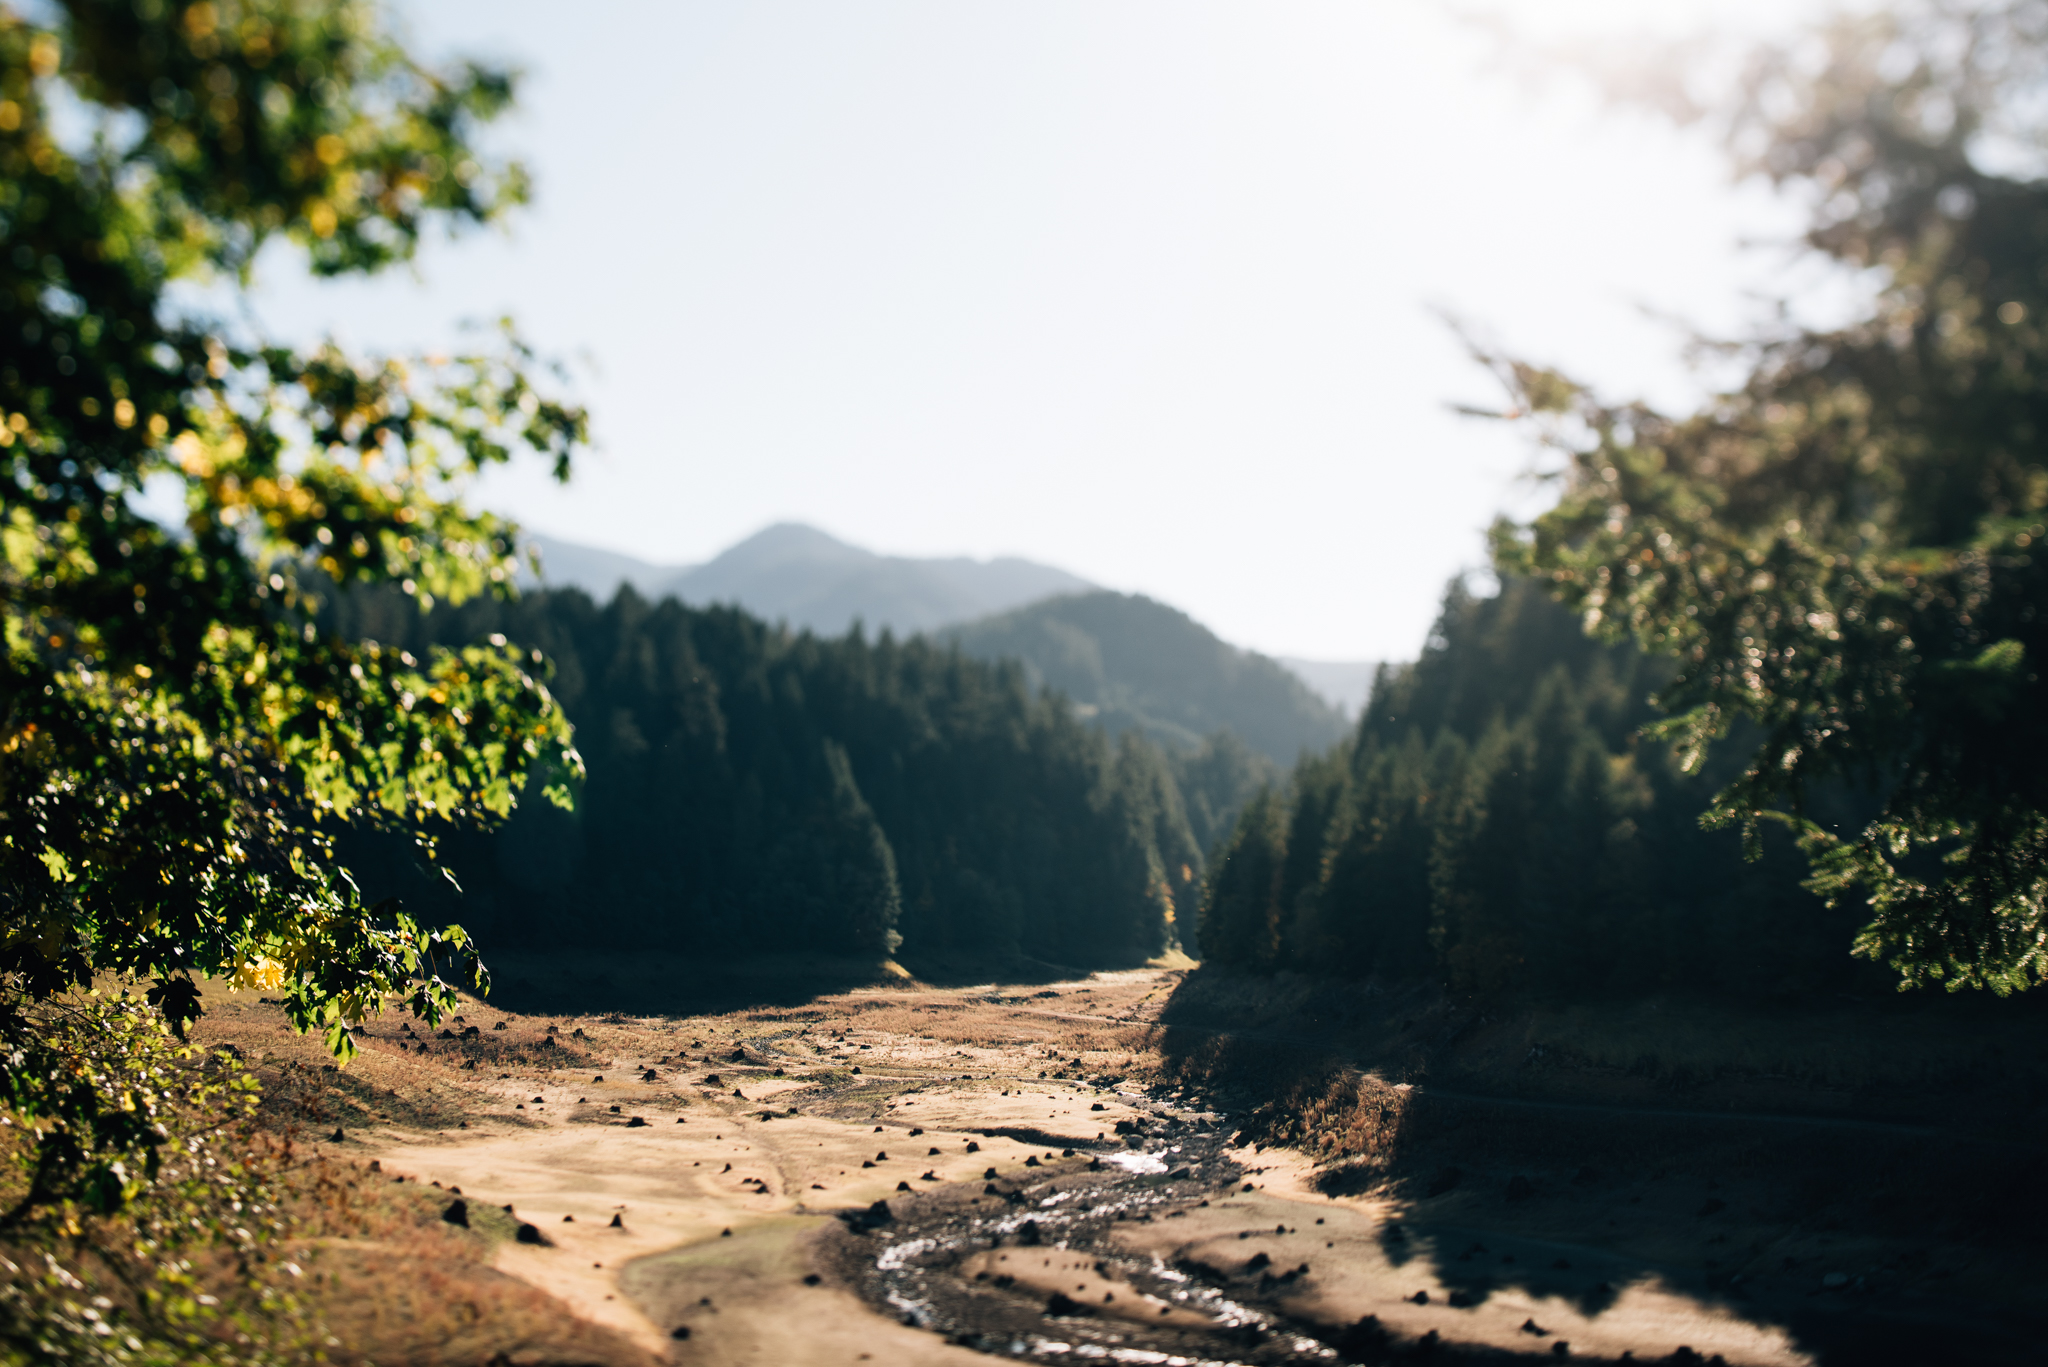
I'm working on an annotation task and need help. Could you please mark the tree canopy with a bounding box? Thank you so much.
[1,0,581,1229]
[1486,0,2048,992]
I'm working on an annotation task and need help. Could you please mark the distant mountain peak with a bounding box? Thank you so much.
[523,522,1093,636]
[712,521,874,571]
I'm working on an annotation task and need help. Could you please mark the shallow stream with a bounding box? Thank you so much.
[822,1098,1367,1366]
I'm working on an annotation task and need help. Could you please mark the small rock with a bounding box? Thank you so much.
[442,1200,469,1228]
[515,1223,549,1245]
[1410,1290,1429,1305]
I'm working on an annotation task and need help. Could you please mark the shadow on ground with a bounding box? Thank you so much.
[1150,967,2048,1367]
[483,948,1117,1017]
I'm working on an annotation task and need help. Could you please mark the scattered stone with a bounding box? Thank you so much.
[493,1021,507,1030]
[609,1213,624,1228]
[896,1181,913,1192]
[442,1199,469,1227]
[671,1326,691,1340]
[1410,1291,1429,1305]
[803,1273,822,1286]
[1024,1156,1040,1167]
[1522,1318,1548,1336]
[965,1141,980,1153]
[929,1147,942,1155]
[1016,1220,1044,1246]
[515,1223,549,1245]
[1045,1291,1091,1317]
[329,1127,345,1143]
[627,1116,646,1127]
[563,1215,574,1222]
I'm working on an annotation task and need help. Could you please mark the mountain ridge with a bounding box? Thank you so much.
[520,524,1378,724]
[522,523,1093,637]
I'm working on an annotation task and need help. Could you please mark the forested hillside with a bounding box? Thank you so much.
[946,591,1348,765]
[328,588,1201,969]
[1199,578,1874,996]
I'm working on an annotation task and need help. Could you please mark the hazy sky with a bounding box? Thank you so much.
[242,0,1845,661]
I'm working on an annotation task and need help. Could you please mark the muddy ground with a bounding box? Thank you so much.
[193,965,2048,1366]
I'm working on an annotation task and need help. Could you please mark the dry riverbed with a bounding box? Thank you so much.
[195,968,1874,1365]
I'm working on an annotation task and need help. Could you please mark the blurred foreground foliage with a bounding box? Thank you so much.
[1207,1,2048,998]
[1,0,582,1354]
[1484,0,2048,992]
[1,995,296,1365]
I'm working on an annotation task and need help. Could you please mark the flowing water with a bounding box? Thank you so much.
[820,1100,1367,1366]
